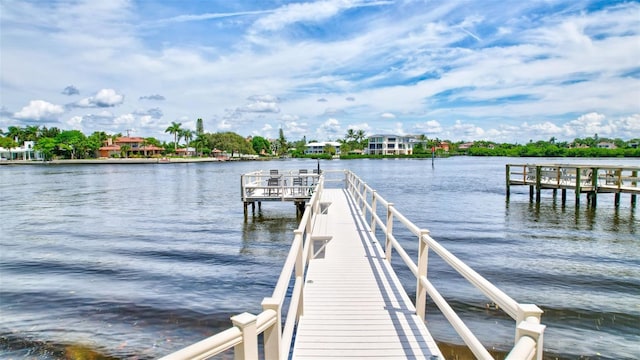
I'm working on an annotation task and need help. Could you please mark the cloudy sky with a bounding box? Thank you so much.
[1,0,639,143]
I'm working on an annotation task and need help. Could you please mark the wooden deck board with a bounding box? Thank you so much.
[292,188,442,359]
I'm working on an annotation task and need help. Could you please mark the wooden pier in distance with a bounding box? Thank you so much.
[241,169,320,217]
[506,164,639,207]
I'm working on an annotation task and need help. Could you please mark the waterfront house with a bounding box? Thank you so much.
[176,147,196,157]
[366,135,415,155]
[597,142,617,149]
[0,141,42,161]
[98,137,164,158]
[304,141,341,155]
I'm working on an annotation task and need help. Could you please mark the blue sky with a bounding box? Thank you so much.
[1,0,639,143]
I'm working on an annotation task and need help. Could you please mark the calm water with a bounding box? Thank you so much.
[1,157,638,359]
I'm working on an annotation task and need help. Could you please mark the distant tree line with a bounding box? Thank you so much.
[2,125,638,160]
[461,136,640,157]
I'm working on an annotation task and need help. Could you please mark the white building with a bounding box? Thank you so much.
[304,141,341,155]
[0,141,42,161]
[366,135,416,155]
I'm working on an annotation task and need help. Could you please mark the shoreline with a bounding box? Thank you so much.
[0,157,242,165]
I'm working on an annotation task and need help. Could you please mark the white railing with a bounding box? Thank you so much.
[161,173,329,360]
[162,170,545,360]
[241,170,321,201]
[344,170,545,360]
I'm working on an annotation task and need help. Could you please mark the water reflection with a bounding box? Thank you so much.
[240,206,298,256]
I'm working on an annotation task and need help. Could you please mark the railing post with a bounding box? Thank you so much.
[231,312,258,360]
[385,203,394,261]
[515,304,545,360]
[361,185,367,215]
[371,191,378,233]
[416,229,430,321]
[240,174,245,201]
[294,229,305,317]
[261,298,281,360]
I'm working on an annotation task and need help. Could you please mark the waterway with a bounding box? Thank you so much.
[0,157,638,359]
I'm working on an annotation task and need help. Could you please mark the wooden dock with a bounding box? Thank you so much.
[241,169,321,217]
[292,188,441,359]
[506,164,639,207]
[161,170,546,360]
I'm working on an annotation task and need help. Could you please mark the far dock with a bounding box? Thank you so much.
[240,169,321,217]
[506,163,639,207]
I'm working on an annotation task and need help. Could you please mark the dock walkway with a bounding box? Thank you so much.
[161,170,545,360]
[292,188,441,359]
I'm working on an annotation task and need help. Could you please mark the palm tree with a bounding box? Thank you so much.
[181,129,194,156]
[355,129,366,148]
[165,122,182,152]
[24,125,41,141]
[345,129,355,143]
[6,126,24,143]
[120,144,131,158]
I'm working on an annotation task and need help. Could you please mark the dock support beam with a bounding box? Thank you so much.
[295,201,305,218]
[505,165,511,200]
[535,166,541,203]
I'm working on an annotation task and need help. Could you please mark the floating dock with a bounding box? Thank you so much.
[162,170,546,360]
[506,164,639,207]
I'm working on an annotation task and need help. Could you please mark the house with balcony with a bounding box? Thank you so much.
[98,137,164,158]
[304,141,341,155]
[366,135,416,155]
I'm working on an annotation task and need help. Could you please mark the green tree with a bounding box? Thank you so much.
[345,129,355,143]
[180,129,194,147]
[87,131,109,158]
[120,144,131,158]
[251,136,271,155]
[196,118,204,136]
[40,126,61,138]
[34,137,57,160]
[165,122,182,152]
[0,136,17,149]
[6,126,24,143]
[24,125,41,141]
[355,129,367,149]
[202,132,254,156]
[277,128,288,156]
[55,130,88,159]
[323,144,336,156]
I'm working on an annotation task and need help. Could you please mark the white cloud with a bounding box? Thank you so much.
[66,115,83,129]
[114,113,135,126]
[380,112,396,119]
[75,89,125,108]
[252,0,360,32]
[319,118,341,137]
[451,120,485,138]
[238,95,281,113]
[414,120,442,134]
[13,100,64,121]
